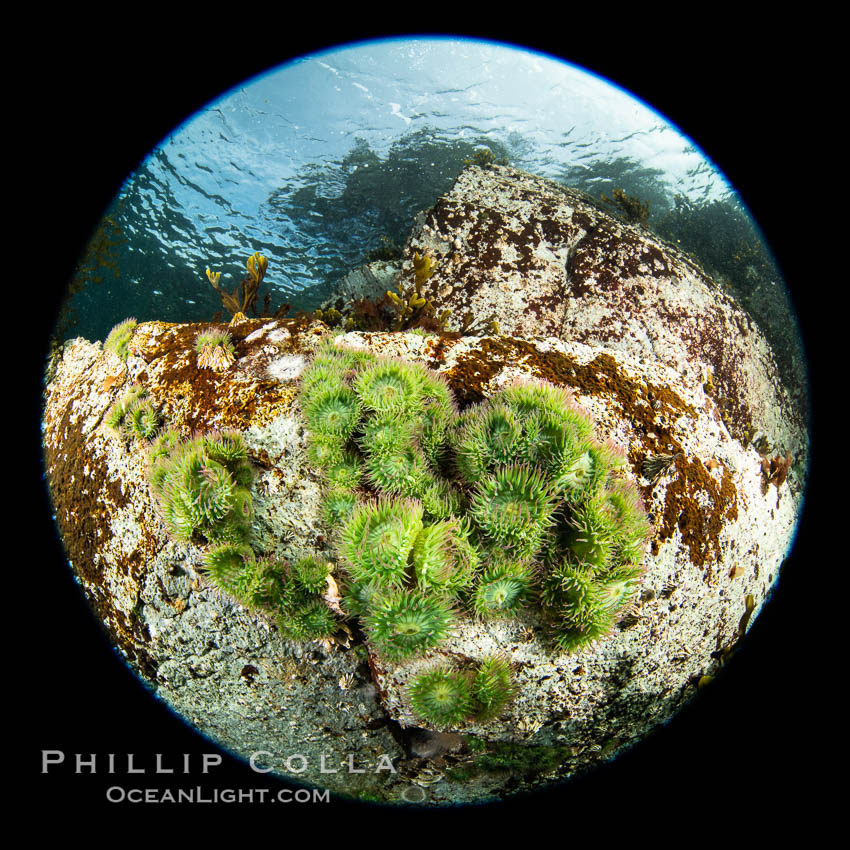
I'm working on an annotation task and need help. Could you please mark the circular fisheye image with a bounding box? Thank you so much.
[40,36,809,806]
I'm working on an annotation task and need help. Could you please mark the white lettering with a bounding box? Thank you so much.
[285,754,307,774]
[75,754,97,774]
[41,750,65,772]
[249,751,274,774]
[375,754,397,773]
[202,754,222,774]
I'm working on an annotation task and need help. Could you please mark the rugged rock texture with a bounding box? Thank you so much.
[326,164,806,465]
[41,165,807,805]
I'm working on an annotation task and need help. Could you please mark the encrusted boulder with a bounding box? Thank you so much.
[41,164,806,804]
[42,322,803,803]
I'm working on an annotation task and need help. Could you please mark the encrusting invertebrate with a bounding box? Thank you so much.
[148,431,254,545]
[363,588,456,661]
[408,655,518,727]
[472,655,518,720]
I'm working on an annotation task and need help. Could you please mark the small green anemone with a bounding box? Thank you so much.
[364,588,455,660]
[323,452,363,491]
[364,444,431,498]
[472,558,536,618]
[124,399,161,440]
[337,498,424,588]
[194,328,235,355]
[566,497,617,569]
[358,418,417,458]
[302,385,361,440]
[105,384,152,438]
[544,560,639,654]
[408,666,474,728]
[472,655,518,720]
[353,358,427,419]
[306,433,347,470]
[468,464,557,556]
[322,488,359,527]
[292,554,332,594]
[203,430,248,464]
[104,317,138,361]
[411,517,478,594]
[280,598,338,641]
[454,403,523,484]
[202,542,254,600]
[148,432,253,544]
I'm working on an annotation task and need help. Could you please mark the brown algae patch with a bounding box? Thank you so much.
[141,321,303,432]
[444,337,737,569]
[43,399,159,677]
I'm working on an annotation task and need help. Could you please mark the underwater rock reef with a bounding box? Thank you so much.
[42,165,806,804]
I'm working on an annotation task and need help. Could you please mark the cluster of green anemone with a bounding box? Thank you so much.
[143,427,340,640]
[203,546,338,640]
[147,429,255,545]
[97,322,342,643]
[301,339,651,663]
[408,656,518,728]
[105,384,161,441]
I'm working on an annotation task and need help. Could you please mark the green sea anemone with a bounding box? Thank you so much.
[454,403,523,484]
[544,560,640,654]
[297,344,651,663]
[323,452,363,491]
[322,488,359,527]
[353,358,428,420]
[337,498,424,588]
[279,598,338,641]
[302,386,361,440]
[202,543,282,607]
[472,655,518,720]
[104,317,138,361]
[364,588,455,660]
[105,384,153,438]
[147,432,254,544]
[124,398,161,440]
[195,328,236,371]
[292,554,332,595]
[358,418,418,458]
[306,433,347,470]
[468,464,557,556]
[566,497,618,569]
[408,666,475,728]
[471,558,536,618]
[411,517,478,594]
[363,444,432,498]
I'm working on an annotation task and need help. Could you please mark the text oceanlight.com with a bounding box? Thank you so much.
[105,786,329,804]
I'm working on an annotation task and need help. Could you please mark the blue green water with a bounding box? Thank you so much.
[58,37,801,409]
